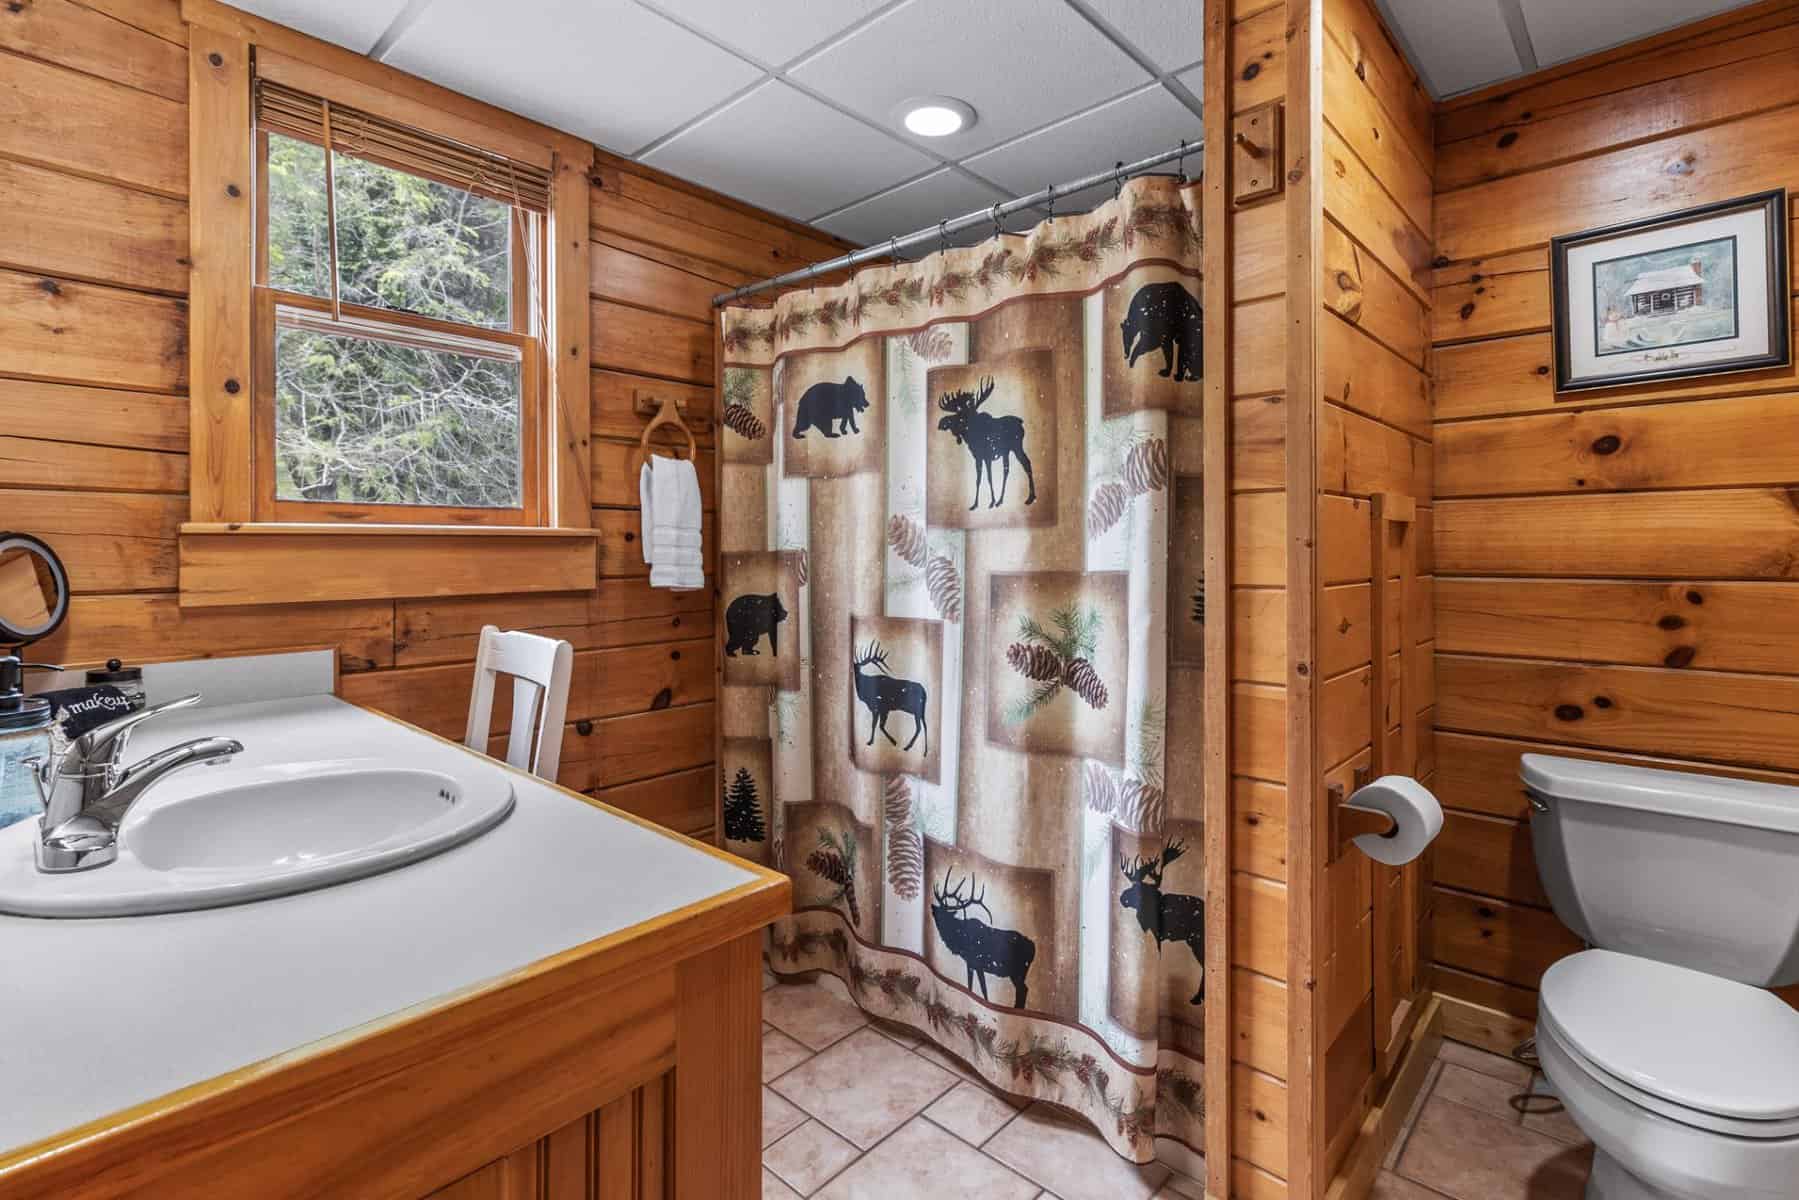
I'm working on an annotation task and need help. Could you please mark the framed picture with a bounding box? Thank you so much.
[1550,189,1789,393]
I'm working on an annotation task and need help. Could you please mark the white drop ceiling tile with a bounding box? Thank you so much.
[789,0,1152,156]
[1378,0,1523,97]
[1078,0,1206,72]
[644,0,890,67]
[964,86,1202,214]
[381,0,764,155]
[226,0,413,54]
[642,81,934,222]
[1519,0,1752,66]
[816,168,1009,247]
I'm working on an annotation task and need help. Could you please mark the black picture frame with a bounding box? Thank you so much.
[1549,189,1789,394]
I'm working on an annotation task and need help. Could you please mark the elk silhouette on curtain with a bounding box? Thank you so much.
[716,176,1203,1165]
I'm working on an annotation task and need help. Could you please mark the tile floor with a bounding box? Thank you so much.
[1375,1038,1596,1200]
[763,967,1595,1200]
[759,969,1204,1200]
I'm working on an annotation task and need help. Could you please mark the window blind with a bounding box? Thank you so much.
[255,78,551,212]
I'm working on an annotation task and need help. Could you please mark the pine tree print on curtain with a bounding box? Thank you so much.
[717,176,1201,1167]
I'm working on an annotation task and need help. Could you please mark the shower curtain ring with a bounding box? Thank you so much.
[990,202,1002,239]
[889,234,900,264]
[808,263,818,292]
[1176,138,1189,184]
[938,219,949,255]
[1045,183,1055,224]
[1114,160,1125,199]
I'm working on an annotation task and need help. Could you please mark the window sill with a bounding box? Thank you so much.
[178,522,601,608]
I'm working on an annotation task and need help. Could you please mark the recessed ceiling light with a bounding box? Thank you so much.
[895,96,976,138]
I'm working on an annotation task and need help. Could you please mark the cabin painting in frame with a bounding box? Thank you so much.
[1550,189,1789,393]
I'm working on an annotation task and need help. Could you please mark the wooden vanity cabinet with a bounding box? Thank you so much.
[0,873,785,1200]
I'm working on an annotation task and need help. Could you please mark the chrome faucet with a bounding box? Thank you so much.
[32,693,242,873]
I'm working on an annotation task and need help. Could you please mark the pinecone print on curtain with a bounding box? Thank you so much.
[988,571,1131,765]
[883,776,923,900]
[718,365,773,465]
[1003,604,1109,722]
[720,367,768,440]
[888,509,965,624]
[806,827,861,926]
[1083,762,1166,835]
[1087,435,1169,538]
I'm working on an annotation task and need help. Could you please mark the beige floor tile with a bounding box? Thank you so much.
[764,979,868,1051]
[923,1079,1025,1146]
[814,1117,1039,1200]
[984,1103,1172,1200]
[1432,1062,1526,1124]
[764,1120,861,1195]
[1396,1096,1593,1200]
[1372,1170,1452,1198]
[1438,1039,1533,1087]
[1520,1074,1592,1147]
[763,1086,808,1148]
[763,1025,813,1083]
[762,1167,804,1199]
[772,1027,959,1148]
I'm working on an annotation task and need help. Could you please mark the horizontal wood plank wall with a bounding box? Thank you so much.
[1429,0,1799,1018]
[3,0,850,842]
[1315,0,1437,1181]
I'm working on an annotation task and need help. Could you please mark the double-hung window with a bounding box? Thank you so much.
[253,81,550,525]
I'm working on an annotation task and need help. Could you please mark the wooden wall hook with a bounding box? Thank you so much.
[636,390,697,460]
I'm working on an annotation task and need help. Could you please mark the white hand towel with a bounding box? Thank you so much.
[640,454,705,591]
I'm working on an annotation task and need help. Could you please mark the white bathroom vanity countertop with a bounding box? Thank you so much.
[0,696,766,1158]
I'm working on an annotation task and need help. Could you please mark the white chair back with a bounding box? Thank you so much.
[463,625,574,782]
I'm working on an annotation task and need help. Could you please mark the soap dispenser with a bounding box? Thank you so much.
[0,655,54,829]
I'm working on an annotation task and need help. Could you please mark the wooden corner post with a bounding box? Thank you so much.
[187,25,255,523]
[1200,0,1234,1192]
[1288,1,1326,1197]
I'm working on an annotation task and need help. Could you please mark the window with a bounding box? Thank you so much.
[254,83,551,524]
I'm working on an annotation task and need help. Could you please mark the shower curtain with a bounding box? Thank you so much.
[716,175,1203,1164]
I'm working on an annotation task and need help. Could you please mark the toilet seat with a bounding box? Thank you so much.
[1540,950,1799,1136]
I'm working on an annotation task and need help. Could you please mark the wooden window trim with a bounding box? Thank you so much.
[183,17,595,606]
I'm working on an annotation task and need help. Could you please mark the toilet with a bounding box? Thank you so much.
[1524,754,1799,1200]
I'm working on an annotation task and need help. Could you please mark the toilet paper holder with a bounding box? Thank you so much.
[1328,766,1398,862]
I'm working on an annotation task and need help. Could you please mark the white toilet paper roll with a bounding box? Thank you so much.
[1348,775,1443,866]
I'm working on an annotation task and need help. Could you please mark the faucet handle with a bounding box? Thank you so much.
[64,693,203,774]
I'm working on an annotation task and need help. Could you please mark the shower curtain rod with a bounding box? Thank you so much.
[711,136,1203,306]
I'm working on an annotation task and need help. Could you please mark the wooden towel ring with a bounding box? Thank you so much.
[637,391,697,460]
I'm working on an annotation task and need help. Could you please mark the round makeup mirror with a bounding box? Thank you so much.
[0,533,69,647]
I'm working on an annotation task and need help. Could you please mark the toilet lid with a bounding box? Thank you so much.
[1541,950,1799,1121]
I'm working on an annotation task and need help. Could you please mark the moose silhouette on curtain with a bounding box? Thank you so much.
[936,375,1036,509]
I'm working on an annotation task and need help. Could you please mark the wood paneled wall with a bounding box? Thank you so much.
[1,0,849,840]
[1429,0,1799,1022]
[1310,0,1437,1182]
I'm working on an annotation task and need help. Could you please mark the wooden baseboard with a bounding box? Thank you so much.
[1435,989,1536,1059]
[1321,996,1443,1200]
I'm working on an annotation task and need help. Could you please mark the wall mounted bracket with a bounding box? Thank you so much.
[1231,101,1283,206]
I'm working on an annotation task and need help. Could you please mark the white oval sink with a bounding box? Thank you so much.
[0,758,513,918]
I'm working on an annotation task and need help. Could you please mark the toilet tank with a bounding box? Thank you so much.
[1523,754,1799,988]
